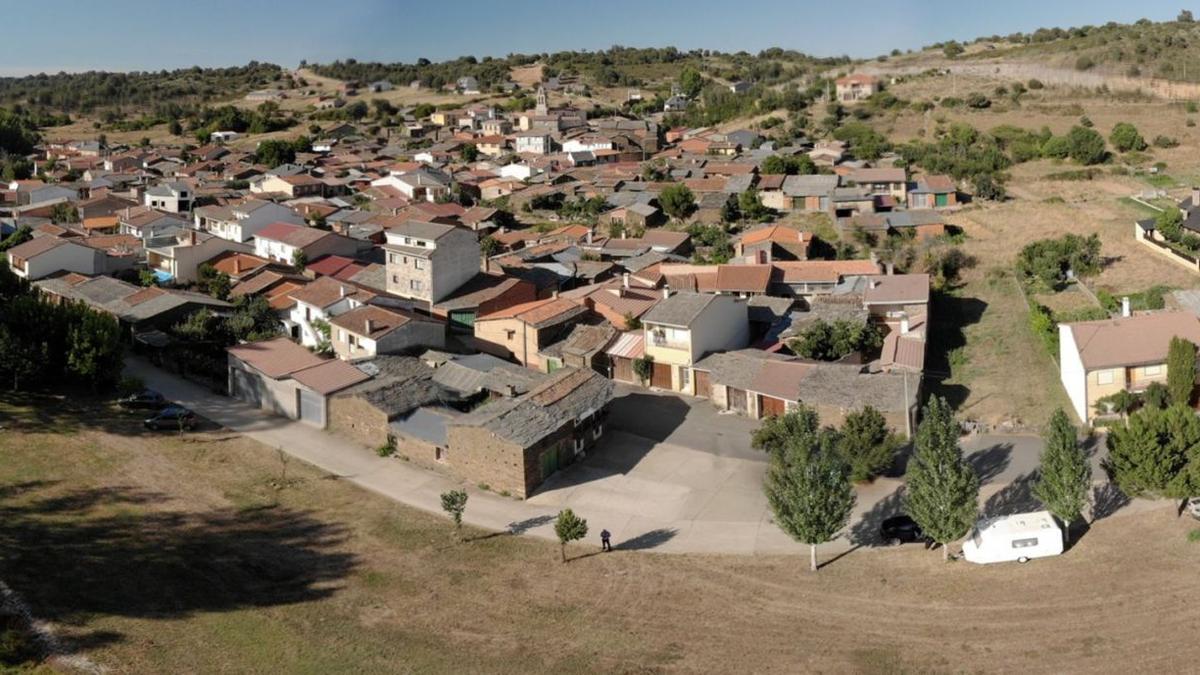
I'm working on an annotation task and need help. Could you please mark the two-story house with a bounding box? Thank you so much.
[473,297,590,370]
[194,199,306,243]
[145,230,251,284]
[254,222,361,265]
[835,74,880,102]
[287,276,376,348]
[640,291,749,394]
[845,167,907,204]
[5,236,105,280]
[1060,310,1200,423]
[515,132,553,155]
[328,305,445,361]
[118,207,190,242]
[251,173,325,198]
[143,181,193,214]
[383,220,480,305]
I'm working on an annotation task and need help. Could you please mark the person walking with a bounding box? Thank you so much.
[600,529,612,552]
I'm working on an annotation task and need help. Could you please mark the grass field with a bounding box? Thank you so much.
[3,392,1200,673]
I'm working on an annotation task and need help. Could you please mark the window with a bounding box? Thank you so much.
[409,280,424,291]
[435,447,446,463]
[391,274,399,283]
[1097,370,1114,385]
[414,259,426,270]
[1144,365,1162,377]
[505,329,516,341]
[1012,537,1039,549]
[338,329,345,341]
[679,367,690,389]
[388,253,399,264]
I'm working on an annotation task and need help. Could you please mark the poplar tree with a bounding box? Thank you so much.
[904,397,979,561]
[1033,409,1091,542]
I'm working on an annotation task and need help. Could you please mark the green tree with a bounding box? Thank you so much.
[255,139,297,167]
[1065,126,1107,165]
[0,226,33,253]
[658,183,696,221]
[460,143,480,162]
[679,67,704,98]
[836,406,901,483]
[942,41,964,59]
[1157,206,1184,242]
[292,248,308,270]
[752,404,821,459]
[67,310,124,391]
[1105,405,1199,497]
[554,508,588,562]
[765,442,856,572]
[1109,122,1147,153]
[168,119,183,136]
[440,490,469,540]
[632,354,654,384]
[737,188,770,222]
[0,323,44,391]
[226,295,283,342]
[1033,409,1090,542]
[1167,337,1197,407]
[904,396,979,560]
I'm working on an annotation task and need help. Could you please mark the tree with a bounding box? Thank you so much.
[679,67,704,98]
[0,323,43,391]
[226,295,283,342]
[904,396,979,560]
[49,202,79,224]
[752,404,821,459]
[479,235,499,257]
[1144,381,1171,410]
[168,119,183,136]
[1033,409,1090,542]
[790,319,884,361]
[632,354,654,384]
[1065,126,1107,165]
[67,310,124,391]
[1180,9,1195,22]
[1167,337,1197,407]
[942,41,964,59]
[836,406,901,483]
[0,225,32,253]
[554,508,588,562]
[1157,206,1185,242]
[1105,405,1200,498]
[292,248,308,270]
[972,173,1006,201]
[255,139,296,167]
[1109,122,1147,153]
[440,490,469,540]
[460,143,480,162]
[658,183,695,221]
[737,188,770,222]
[764,442,856,572]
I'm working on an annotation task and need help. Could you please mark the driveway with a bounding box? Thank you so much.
[128,359,1137,556]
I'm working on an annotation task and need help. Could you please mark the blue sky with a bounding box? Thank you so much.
[0,1,1189,75]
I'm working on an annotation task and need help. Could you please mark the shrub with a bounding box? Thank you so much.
[1109,122,1147,152]
[1028,78,1044,90]
[1016,233,1102,289]
[1075,56,1095,71]
[1153,135,1180,149]
[1066,126,1107,165]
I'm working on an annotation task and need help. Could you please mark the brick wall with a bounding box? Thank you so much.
[327,395,390,448]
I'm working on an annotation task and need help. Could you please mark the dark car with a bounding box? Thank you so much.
[144,406,198,431]
[880,515,926,546]
[119,389,168,410]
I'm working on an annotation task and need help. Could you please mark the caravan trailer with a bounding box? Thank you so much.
[961,511,1064,564]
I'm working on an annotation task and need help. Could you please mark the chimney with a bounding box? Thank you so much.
[365,318,374,333]
[1121,296,1131,318]
[552,289,559,299]
[586,228,593,244]
[339,285,347,298]
[622,272,630,290]
[885,261,894,275]
[1192,186,1199,206]
[233,257,242,274]
[662,287,671,299]
[621,229,627,240]
[899,314,910,334]
[869,279,879,289]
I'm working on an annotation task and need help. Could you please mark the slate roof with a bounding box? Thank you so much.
[641,291,718,327]
[447,367,613,448]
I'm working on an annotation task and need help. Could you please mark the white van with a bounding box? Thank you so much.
[961,511,1063,564]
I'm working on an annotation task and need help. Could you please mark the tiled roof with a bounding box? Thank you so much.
[1065,311,1200,370]
[228,337,325,378]
[863,274,930,305]
[290,359,371,395]
[479,297,587,329]
[255,222,330,248]
[289,275,374,309]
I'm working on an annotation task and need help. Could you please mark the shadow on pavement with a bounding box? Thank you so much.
[1091,482,1131,521]
[848,485,906,547]
[982,471,1041,517]
[966,442,1013,486]
[605,391,692,443]
[615,528,678,551]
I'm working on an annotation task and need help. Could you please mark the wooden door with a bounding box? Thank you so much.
[759,395,787,418]
[650,362,672,389]
[694,369,711,398]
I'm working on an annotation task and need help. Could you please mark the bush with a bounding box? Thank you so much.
[1028,79,1044,90]
[1075,56,1095,71]
[1109,122,1147,152]
[1066,126,1107,165]
[1028,304,1058,355]
[376,443,395,458]
[1189,529,1200,543]
[1016,233,1102,290]
[117,375,145,397]
[1153,135,1180,149]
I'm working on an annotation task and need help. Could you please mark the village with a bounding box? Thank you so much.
[7,9,1200,672]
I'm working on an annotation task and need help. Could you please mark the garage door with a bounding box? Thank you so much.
[694,370,711,399]
[612,356,635,383]
[760,395,787,418]
[728,388,749,414]
[650,362,672,389]
[231,367,262,408]
[298,388,325,427]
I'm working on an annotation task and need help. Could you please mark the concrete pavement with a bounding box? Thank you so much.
[126,358,1145,556]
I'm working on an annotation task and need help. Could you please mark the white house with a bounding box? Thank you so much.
[515,132,552,155]
[286,276,375,348]
[5,236,104,281]
[210,130,240,143]
[143,181,193,214]
[369,169,450,202]
[253,222,360,264]
[499,163,535,181]
[145,230,251,284]
[194,200,306,243]
[562,136,614,154]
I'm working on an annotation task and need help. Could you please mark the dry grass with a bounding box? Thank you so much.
[3,393,1200,673]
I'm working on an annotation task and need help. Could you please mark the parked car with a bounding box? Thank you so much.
[961,511,1064,564]
[880,515,926,546]
[144,406,198,431]
[119,389,167,410]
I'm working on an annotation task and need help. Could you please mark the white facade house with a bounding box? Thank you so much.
[561,137,614,153]
[5,237,103,281]
[287,277,373,348]
[210,130,240,143]
[515,133,552,155]
[143,181,193,214]
[499,163,535,180]
[194,200,305,243]
[145,230,251,284]
[369,170,449,202]
[1058,324,1089,423]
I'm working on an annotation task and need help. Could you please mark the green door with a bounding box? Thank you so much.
[449,310,476,333]
[935,193,948,207]
[540,447,559,480]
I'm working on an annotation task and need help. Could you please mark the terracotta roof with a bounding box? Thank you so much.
[772,260,881,283]
[605,331,645,359]
[749,360,815,400]
[715,264,773,293]
[290,359,370,395]
[6,236,67,259]
[738,224,812,246]
[864,274,930,305]
[265,281,305,310]
[329,304,432,339]
[229,337,325,378]
[288,275,374,309]
[479,297,588,329]
[255,222,330,248]
[1066,311,1200,370]
[207,251,271,278]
